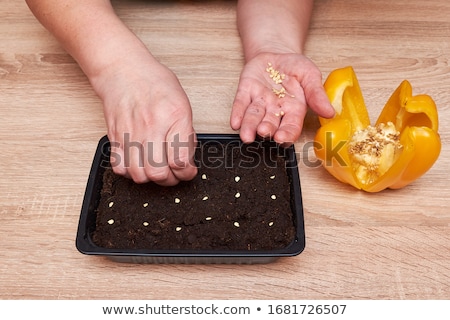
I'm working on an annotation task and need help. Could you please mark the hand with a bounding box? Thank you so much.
[93,58,198,186]
[230,52,335,146]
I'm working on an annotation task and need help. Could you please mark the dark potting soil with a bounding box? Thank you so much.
[92,140,296,251]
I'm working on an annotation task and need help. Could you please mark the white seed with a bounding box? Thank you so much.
[107,219,114,225]
[234,176,241,183]
[268,221,274,227]
[175,226,182,232]
[270,175,276,180]
[201,173,207,180]
[108,201,114,208]
[233,221,240,228]
[271,194,277,200]
[143,202,149,208]
[280,111,285,116]
[205,217,212,221]
[235,192,241,198]
[174,198,181,204]
[143,221,149,227]
[202,196,209,201]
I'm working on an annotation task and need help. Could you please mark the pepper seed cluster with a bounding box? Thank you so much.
[266,62,295,99]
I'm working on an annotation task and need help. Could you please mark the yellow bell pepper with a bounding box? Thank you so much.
[314,66,441,192]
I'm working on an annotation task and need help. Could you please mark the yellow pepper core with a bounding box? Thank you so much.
[314,66,441,192]
[348,121,402,185]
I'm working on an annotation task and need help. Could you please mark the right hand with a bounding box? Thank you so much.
[92,56,198,186]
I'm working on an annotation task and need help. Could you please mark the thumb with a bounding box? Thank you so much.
[304,84,335,119]
[294,58,335,119]
[166,124,198,181]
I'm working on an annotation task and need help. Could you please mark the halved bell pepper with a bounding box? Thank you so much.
[314,66,441,192]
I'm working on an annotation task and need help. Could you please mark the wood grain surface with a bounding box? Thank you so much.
[1,0,449,299]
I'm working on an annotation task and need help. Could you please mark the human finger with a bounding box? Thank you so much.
[230,85,252,130]
[238,96,269,143]
[166,126,198,182]
[273,99,306,146]
[297,65,335,118]
[256,106,283,139]
[142,134,179,186]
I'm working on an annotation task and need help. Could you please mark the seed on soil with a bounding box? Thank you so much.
[175,226,182,232]
[108,201,114,208]
[234,176,241,182]
[205,216,212,221]
[201,173,207,180]
[107,219,114,225]
[202,196,209,201]
[235,192,241,198]
[143,221,149,227]
[270,175,276,179]
[268,221,274,227]
[271,194,277,200]
[143,202,149,208]
[174,198,181,204]
[233,221,240,228]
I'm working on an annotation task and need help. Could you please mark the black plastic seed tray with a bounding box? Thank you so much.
[76,134,305,264]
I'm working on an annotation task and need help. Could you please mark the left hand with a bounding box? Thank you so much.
[230,52,335,146]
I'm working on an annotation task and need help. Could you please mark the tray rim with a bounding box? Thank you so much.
[75,134,305,263]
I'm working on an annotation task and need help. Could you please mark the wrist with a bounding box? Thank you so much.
[242,42,303,62]
[237,0,312,61]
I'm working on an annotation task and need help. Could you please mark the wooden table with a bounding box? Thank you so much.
[1,0,449,299]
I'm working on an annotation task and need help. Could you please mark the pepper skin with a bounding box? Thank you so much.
[314,66,441,192]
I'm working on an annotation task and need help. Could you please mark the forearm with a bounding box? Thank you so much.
[25,0,154,81]
[236,0,314,61]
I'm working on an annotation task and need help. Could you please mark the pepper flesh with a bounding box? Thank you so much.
[314,66,441,192]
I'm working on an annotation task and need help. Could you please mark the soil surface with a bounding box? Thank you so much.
[92,140,296,251]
